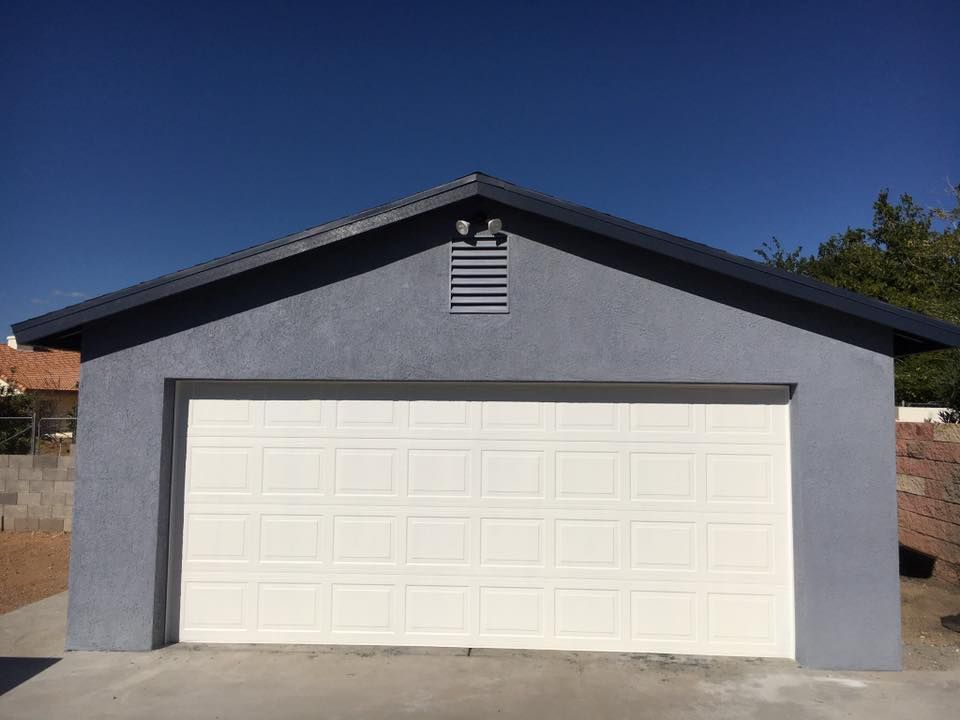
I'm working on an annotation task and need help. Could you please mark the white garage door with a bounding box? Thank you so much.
[176,385,793,658]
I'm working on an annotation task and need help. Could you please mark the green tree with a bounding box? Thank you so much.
[756,186,960,415]
[0,383,35,453]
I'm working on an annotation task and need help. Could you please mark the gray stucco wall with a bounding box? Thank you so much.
[69,202,900,669]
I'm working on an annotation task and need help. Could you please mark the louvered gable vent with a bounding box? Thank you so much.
[450,237,509,313]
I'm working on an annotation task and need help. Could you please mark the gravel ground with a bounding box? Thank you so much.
[0,532,70,614]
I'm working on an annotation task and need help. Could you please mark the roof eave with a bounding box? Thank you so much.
[13,176,482,347]
[12,172,960,356]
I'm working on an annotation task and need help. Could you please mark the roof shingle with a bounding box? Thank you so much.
[0,344,80,392]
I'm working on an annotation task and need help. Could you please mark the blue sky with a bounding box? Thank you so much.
[2,0,957,335]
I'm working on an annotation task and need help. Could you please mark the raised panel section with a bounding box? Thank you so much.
[333,516,396,564]
[630,591,696,640]
[556,520,620,568]
[405,586,469,634]
[258,584,321,630]
[264,400,325,428]
[708,593,777,644]
[186,515,247,562]
[480,518,543,567]
[481,451,543,498]
[182,582,245,629]
[481,402,543,430]
[631,522,695,571]
[707,523,774,573]
[334,449,396,495]
[556,452,619,500]
[480,587,543,636]
[407,450,470,497]
[629,403,693,431]
[556,403,618,431]
[409,401,470,429]
[260,515,323,563]
[336,400,397,428]
[706,404,772,434]
[630,453,695,501]
[706,455,772,503]
[331,585,394,633]
[190,399,252,427]
[262,449,323,494]
[406,517,469,565]
[555,589,620,638]
[188,447,251,494]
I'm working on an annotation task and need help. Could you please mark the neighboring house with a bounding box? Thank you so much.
[895,405,949,423]
[0,336,79,416]
[12,174,960,671]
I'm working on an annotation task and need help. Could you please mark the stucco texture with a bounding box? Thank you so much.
[71,201,899,669]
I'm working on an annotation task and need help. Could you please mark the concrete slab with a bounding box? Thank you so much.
[0,592,66,658]
[1,592,958,719]
[0,644,958,719]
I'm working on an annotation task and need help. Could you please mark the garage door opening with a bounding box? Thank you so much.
[166,382,794,659]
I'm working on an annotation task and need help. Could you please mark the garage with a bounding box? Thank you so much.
[13,173,960,669]
[176,384,792,657]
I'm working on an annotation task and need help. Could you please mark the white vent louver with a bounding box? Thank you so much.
[450,237,509,313]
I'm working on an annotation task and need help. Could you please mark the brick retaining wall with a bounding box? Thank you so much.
[897,423,960,584]
[0,454,74,532]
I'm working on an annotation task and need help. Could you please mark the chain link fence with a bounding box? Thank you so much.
[0,415,76,455]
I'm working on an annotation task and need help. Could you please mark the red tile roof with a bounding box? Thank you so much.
[0,344,80,392]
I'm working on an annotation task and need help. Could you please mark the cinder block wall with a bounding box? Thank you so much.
[897,423,960,584]
[0,454,75,532]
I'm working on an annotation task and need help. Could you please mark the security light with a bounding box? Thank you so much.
[487,218,503,235]
[455,220,471,236]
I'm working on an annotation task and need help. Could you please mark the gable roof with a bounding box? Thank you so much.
[12,172,960,355]
[0,343,80,392]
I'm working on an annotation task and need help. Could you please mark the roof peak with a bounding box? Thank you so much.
[12,173,960,355]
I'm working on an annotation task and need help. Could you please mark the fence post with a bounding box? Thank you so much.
[30,413,36,456]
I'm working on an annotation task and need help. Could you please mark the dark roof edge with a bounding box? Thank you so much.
[474,175,960,353]
[13,172,960,355]
[12,174,482,341]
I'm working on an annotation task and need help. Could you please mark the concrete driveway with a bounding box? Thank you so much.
[2,593,959,720]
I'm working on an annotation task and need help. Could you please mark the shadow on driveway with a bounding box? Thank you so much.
[0,658,60,695]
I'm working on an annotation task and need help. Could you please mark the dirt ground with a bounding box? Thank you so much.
[900,576,960,670]
[0,532,71,614]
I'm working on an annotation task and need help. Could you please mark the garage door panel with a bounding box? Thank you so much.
[555,451,621,500]
[407,450,472,496]
[406,517,471,566]
[409,401,472,430]
[178,507,788,582]
[184,514,250,563]
[179,388,793,658]
[262,448,325,495]
[331,583,397,634]
[177,572,792,655]
[259,515,324,564]
[186,445,256,495]
[480,451,545,499]
[258,583,324,631]
[263,400,327,429]
[405,585,471,635]
[332,516,397,565]
[333,448,399,496]
[629,403,696,433]
[189,399,255,429]
[555,402,622,431]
